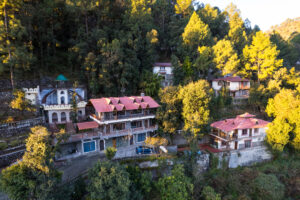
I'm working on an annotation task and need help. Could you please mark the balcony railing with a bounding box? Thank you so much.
[101,125,158,139]
[90,114,156,125]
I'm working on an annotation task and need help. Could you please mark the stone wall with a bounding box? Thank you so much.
[0,117,45,137]
[0,149,25,168]
[215,145,272,168]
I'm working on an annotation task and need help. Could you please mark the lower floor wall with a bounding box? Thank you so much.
[56,132,152,160]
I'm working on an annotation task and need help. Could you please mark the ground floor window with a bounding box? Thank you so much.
[245,140,252,148]
[83,141,96,152]
[137,133,146,142]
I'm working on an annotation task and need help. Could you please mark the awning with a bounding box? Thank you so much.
[77,121,99,131]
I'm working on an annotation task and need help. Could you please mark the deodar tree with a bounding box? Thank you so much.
[213,39,240,75]
[179,80,212,138]
[266,89,300,151]
[242,31,283,83]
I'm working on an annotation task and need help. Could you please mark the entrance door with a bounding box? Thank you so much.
[106,125,110,134]
[235,141,238,150]
[113,138,116,148]
[130,136,133,145]
[100,140,105,151]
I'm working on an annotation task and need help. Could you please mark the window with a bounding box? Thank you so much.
[254,128,259,134]
[137,133,146,142]
[83,141,96,152]
[218,81,222,86]
[52,112,58,123]
[118,110,125,116]
[61,112,66,122]
[242,129,247,135]
[245,140,251,148]
[60,91,65,95]
[160,66,165,71]
[221,141,226,146]
[131,121,142,128]
[132,109,142,115]
[243,82,247,87]
[61,96,65,104]
[113,123,125,131]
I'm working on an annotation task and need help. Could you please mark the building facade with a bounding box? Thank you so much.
[23,75,87,124]
[209,113,269,151]
[55,96,159,159]
[212,76,250,99]
[153,62,173,87]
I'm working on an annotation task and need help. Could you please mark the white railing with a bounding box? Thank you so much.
[43,101,87,110]
[90,114,156,125]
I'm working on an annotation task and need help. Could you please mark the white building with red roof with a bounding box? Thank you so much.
[153,62,173,87]
[55,95,160,159]
[210,113,269,150]
[212,76,250,99]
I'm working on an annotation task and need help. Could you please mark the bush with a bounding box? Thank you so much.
[251,173,285,200]
[10,139,20,147]
[105,147,117,160]
[88,161,130,200]
[0,142,8,150]
[201,186,221,200]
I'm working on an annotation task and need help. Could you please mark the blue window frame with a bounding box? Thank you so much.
[83,141,96,153]
[137,133,146,142]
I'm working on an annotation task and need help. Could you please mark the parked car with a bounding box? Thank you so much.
[136,146,153,155]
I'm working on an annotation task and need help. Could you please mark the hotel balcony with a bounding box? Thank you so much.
[90,113,156,125]
[101,125,158,139]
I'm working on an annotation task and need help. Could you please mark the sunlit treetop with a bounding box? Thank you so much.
[175,0,192,16]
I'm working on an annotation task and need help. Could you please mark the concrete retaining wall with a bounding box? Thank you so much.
[0,149,25,168]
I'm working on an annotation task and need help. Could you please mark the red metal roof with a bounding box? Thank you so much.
[213,76,249,82]
[154,62,172,67]
[89,96,160,113]
[211,113,269,132]
[77,121,99,130]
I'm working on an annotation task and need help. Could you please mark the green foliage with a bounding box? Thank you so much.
[0,126,61,200]
[179,80,212,138]
[201,186,221,200]
[105,147,117,160]
[251,173,285,200]
[157,86,182,135]
[266,89,300,151]
[126,165,152,200]
[10,90,35,114]
[226,3,248,55]
[0,142,8,150]
[213,39,240,75]
[140,72,162,98]
[157,164,193,200]
[87,161,131,200]
[182,12,211,49]
[242,31,283,82]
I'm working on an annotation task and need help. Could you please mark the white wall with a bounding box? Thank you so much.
[153,66,173,75]
[229,82,240,91]
[212,81,222,91]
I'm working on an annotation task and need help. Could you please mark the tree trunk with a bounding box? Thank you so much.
[85,12,89,35]
[4,5,14,90]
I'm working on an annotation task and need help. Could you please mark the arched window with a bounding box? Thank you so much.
[61,96,65,104]
[52,113,58,123]
[61,112,66,122]
[60,91,64,95]
[78,110,82,117]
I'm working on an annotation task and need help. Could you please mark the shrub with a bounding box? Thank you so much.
[251,173,285,200]
[0,142,8,150]
[105,147,117,160]
[10,139,20,147]
[201,186,221,200]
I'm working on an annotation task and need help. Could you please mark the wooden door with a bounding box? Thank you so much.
[130,136,133,145]
[100,140,105,151]
[235,141,238,150]
[113,138,116,148]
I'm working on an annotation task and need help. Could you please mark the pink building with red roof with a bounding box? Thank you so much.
[210,113,269,150]
[212,76,250,100]
[55,95,160,160]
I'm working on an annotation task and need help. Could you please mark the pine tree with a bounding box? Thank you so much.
[175,0,192,16]
[213,39,240,75]
[182,11,211,48]
[226,3,248,55]
[242,31,283,83]
[0,0,33,89]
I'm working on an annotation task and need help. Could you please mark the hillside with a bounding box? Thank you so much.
[269,17,300,40]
